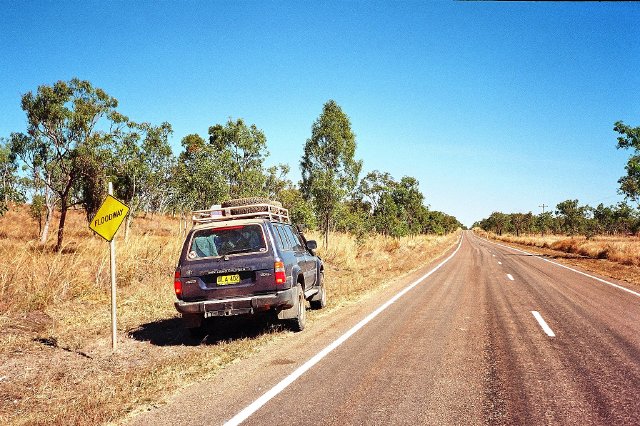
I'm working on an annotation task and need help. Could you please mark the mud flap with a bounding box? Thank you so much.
[182,313,203,328]
[278,285,301,320]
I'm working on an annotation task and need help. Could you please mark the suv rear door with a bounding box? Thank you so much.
[179,222,277,301]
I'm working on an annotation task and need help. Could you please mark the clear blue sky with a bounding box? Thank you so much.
[1,1,639,226]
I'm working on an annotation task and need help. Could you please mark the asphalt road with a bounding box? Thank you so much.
[130,231,640,425]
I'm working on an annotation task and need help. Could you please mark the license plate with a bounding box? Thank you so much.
[217,274,240,285]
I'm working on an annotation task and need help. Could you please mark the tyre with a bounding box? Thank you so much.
[182,313,207,339]
[288,284,306,332]
[222,197,282,208]
[221,197,284,218]
[309,272,326,310]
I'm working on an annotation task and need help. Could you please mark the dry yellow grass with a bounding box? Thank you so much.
[0,206,458,425]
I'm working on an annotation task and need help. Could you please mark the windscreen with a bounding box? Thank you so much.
[188,224,267,259]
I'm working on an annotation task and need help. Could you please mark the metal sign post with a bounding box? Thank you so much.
[88,182,130,352]
[109,182,117,351]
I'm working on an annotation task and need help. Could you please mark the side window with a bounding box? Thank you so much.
[274,224,291,251]
[284,226,303,251]
[271,225,283,250]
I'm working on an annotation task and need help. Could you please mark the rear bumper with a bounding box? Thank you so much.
[175,288,295,318]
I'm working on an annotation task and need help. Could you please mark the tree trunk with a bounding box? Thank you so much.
[323,213,330,249]
[39,185,54,246]
[40,203,53,245]
[54,183,72,252]
[181,211,188,235]
[124,178,136,241]
[124,210,133,241]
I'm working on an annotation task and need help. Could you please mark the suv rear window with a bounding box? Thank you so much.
[188,224,267,259]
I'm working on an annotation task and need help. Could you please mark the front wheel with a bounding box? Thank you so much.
[310,277,326,310]
[309,285,327,309]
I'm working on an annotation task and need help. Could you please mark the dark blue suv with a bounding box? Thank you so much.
[173,199,325,335]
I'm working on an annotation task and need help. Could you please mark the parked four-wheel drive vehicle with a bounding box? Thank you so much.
[173,197,325,336]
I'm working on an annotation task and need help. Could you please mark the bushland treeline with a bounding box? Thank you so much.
[474,118,640,238]
[474,200,639,237]
[0,78,462,250]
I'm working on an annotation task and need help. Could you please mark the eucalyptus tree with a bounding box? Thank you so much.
[556,199,588,235]
[392,176,426,235]
[611,202,638,235]
[0,139,25,215]
[510,213,527,237]
[489,212,510,235]
[278,187,317,229]
[357,170,395,213]
[615,120,640,204]
[109,121,174,238]
[424,210,462,235]
[264,164,291,200]
[209,118,269,199]
[10,79,127,251]
[301,100,362,247]
[174,133,229,212]
[535,211,554,236]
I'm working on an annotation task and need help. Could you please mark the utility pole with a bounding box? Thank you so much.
[539,204,549,237]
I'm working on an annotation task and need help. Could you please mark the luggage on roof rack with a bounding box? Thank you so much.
[191,201,290,225]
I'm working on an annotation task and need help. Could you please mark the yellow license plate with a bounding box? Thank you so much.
[217,274,240,285]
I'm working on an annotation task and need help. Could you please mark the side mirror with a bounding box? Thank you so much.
[306,240,317,250]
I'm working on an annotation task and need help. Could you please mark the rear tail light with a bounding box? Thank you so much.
[174,270,182,298]
[274,261,286,285]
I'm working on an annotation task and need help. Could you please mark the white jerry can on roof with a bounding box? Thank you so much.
[209,204,223,218]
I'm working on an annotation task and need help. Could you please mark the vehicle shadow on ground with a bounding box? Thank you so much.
[128,315,284,347]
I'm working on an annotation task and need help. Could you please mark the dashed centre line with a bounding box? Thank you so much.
[488,239,640,298]
[507,274,514,281]
[532,311,556,337]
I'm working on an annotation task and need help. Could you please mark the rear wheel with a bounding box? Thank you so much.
[182,313,207,339]
[288,284,306,332]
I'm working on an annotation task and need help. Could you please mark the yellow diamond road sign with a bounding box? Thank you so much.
[89,195,130,242]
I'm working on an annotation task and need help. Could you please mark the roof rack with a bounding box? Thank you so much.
[192,203,290,225]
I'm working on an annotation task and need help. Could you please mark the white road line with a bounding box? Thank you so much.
[532,311,556,337]
[223,235,465,426]
[488,240,640,298]
[507,274,514,281]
